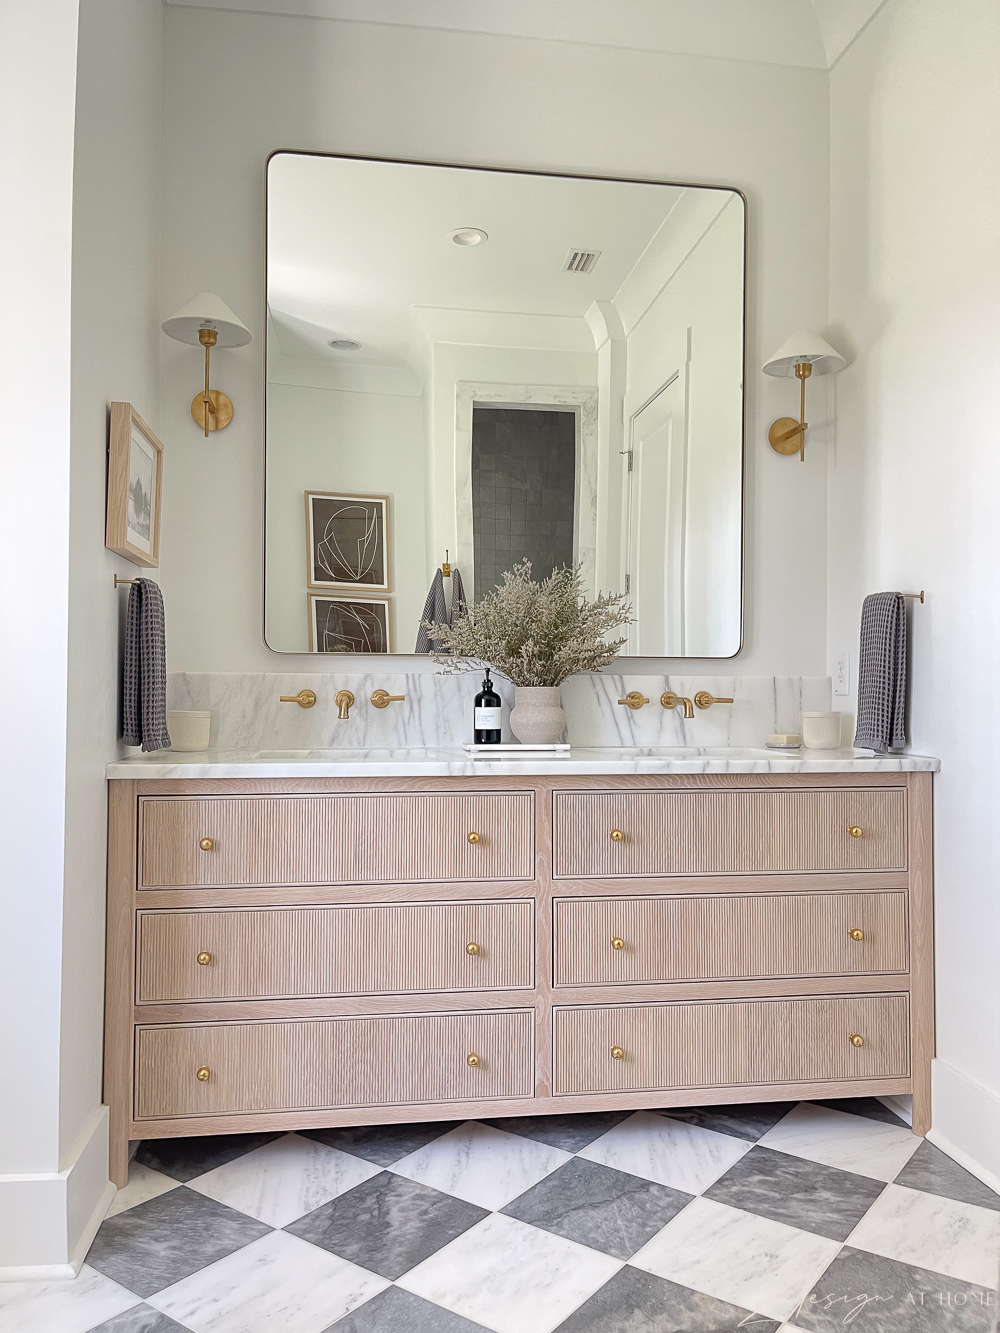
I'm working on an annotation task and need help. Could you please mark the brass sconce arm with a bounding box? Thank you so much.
[198,328,218,439]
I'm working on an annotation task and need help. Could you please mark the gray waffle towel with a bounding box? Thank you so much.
[854,591,907,753]
[123,578,171,752]
[415,567,468,653]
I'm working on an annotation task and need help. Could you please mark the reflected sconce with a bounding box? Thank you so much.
[161,293,253,438]
[763,332,846,462]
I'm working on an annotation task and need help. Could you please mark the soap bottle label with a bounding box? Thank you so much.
[475,706,502,729]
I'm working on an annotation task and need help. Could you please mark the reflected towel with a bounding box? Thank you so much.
[854,592,907,753]
[451,567,467,621]
[415,569,449,653]
[123,578,171,752]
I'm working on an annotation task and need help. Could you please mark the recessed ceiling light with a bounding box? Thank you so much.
[328,338,362,351]
[449,228,488,246]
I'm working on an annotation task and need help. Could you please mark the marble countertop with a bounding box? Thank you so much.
[106,745,940,779]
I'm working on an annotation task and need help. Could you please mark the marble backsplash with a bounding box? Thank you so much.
[166,671,833,751]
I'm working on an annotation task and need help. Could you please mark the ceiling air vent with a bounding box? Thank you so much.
[563,248,602,274]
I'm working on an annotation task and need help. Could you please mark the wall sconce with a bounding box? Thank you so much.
[161,293,253,438]
[763,331,846,462]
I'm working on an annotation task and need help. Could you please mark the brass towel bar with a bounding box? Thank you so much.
[900,591,925,603]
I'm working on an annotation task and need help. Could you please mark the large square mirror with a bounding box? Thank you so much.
[264,154,745,656]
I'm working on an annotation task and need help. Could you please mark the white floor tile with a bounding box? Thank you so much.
[630,1196,841,1323]
[398,1211,622,1333]
[390,1120,572,1211]
[148,1228,389,1333]
[577,1111,749,1195]
[0,1265,138,1333]
[105,1161,182,1219]
[186,1132,381,1227]
[847,1182,1000,1289]
[757,1102,922,1183]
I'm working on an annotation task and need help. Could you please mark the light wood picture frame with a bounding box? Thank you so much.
[308,593,394,654]
[306,490,391,592]
[106,402,163,567]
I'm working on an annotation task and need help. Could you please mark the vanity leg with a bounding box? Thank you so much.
[908,772,934,1137]
[105,780,136,1188]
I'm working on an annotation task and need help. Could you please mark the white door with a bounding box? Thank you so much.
[624,371,688,655]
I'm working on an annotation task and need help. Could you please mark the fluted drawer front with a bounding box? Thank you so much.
[554,891,908,986]
[553,995,910,1095]
[553,788,906,877]
[140,792,534,888]
[137,900,534,1001]
[135,1010,533,1119]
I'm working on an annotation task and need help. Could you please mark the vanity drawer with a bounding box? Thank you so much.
[552,788,906,878]
[553,891,908,986]
[137,900,535,1001]
[553,994,910,1095]
[139,792,534,888]
[134,1010,534,1119]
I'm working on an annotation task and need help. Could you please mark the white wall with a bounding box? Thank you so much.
[828,0,1000,1184]
[160,5,830,676]
[266,384,426,653]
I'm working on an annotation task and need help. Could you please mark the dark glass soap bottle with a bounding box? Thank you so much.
[474,669,502,745]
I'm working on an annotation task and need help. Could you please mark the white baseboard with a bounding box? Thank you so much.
[0,1105,113,1279]
[876,1094,912,1125]
[927,1057,1000,1197]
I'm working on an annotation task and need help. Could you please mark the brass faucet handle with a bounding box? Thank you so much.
[371,689,405,709]
[280,690,317,709]
[694,691,734,710]
[617,692,649,710]
[334,689,355,720]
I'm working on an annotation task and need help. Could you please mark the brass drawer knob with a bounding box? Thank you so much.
[610,829,624,842]
[466,941,480,956]
[849,1033,865,1048]
[610,1046,625,1060]
[848,826,863,838]
[848,929,865,941]
[467,831,481,844]
[611,937,625,950]
[467,1052,480,1067]
[199,837,214,851]
[196,1066,211,1081]
[196,951,212,966]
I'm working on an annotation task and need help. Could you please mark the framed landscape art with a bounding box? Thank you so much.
[308,593,393,654]
[306,490,390,592]
[106,402,163,567]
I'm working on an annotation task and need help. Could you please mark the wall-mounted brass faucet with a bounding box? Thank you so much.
[617,692,649,710]
[661,691,695,719]
[335,690,355,720]
[694,691,734,710]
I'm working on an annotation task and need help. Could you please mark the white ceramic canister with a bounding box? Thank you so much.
[509,687,566,744]
[801,711,841,749]
[167,710,212,752]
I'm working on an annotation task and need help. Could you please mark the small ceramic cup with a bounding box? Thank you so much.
[801,711,841,749]
[167,710,211,752]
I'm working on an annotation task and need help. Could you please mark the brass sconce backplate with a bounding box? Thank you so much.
[768,416,804,456]
[191,388,234,432]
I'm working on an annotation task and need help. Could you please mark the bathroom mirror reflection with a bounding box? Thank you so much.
[264,153,745,656]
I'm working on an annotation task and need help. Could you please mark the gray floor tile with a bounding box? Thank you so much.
[86,1306,190,1332]
[704,1145,885,1241]
[793,1245,998,1331]
[655,1101,799,1142]
[502,1157,692,1260]
[323,1285,491,1332]
[135,1132,282,1182]
[814,1097,908,1127]
[300,1121,459,1166]
[84,1186,271,1298]
[285,1171,488,1280]
[894,1139,1000,1212]
[553,1265,781,1332]
[483,1111,632,1151]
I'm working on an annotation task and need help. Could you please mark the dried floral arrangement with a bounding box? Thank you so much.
[425,559,631,687]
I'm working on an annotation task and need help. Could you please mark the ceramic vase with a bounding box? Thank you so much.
[510,686,566,744]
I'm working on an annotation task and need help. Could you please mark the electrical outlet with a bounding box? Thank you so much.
[834,650,850,696]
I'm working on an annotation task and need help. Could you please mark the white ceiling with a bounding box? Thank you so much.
[167,0,887,70]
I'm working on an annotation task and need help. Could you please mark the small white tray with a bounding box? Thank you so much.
[464,743,571,754]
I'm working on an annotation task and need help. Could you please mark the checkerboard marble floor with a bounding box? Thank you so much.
[3,1099,999,1333]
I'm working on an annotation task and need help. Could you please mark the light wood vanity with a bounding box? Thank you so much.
[105,769,933,1186]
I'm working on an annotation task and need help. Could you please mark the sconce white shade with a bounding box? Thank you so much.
[161,292,253,348]
[762,331,845,377]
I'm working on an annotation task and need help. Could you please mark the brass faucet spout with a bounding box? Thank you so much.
[335,689,354,721]
[661,691,695,719]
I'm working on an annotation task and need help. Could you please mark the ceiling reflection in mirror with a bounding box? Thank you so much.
[265,154,745,657]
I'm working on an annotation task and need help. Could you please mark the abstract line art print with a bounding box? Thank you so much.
[305,491,390,591]
[308,594,393,654]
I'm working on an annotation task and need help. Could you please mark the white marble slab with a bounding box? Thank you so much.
[104,1161,181,1219]
[107,743,940,779]
[0,1266,138,1333]
[577,1111,750,1195]
[757,1102,922,1184]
